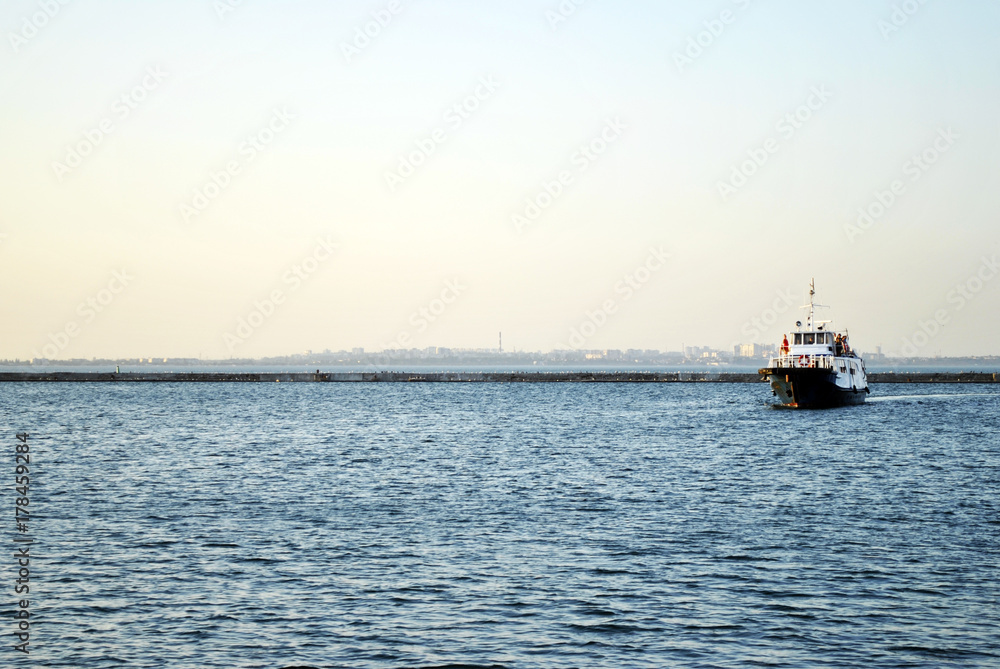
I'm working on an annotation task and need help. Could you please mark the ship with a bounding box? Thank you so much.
[759,280,869,409]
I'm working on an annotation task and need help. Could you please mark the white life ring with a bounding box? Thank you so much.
[798,355,809,367]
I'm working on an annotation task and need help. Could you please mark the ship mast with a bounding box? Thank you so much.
[807,279,816,329]
[800,278,828,330]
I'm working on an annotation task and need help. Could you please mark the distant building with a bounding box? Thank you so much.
[685,345,728,360]
[735,343,777,359]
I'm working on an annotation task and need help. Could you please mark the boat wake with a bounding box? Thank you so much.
[868,393,996,402]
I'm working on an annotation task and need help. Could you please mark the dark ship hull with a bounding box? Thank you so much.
[760,367,868,409]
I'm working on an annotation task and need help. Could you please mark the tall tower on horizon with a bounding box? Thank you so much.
[499,332,502,354]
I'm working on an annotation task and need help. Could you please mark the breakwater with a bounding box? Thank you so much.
[1,371,997,383]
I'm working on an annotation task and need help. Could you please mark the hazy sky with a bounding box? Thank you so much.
[2,0,998,359]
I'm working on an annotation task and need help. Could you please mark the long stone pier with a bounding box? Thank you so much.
[0,371,997,383]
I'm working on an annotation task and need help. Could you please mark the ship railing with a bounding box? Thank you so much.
[769,354,834,370]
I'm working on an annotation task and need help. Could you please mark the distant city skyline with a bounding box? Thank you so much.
[3,1,998,359]
[16,342,1000,368]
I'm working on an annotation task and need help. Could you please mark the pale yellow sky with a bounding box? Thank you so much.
[2,1,999,359]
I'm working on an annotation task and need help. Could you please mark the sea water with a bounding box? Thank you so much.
[3,382,998,668]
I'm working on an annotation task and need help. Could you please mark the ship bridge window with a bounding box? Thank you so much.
[794,334,802,345]
[805,334,816,345]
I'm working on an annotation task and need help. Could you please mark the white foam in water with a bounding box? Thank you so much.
[868,392,997,402]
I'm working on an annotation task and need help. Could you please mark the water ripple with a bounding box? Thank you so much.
[1,382,998,667]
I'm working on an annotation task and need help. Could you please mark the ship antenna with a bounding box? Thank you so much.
[809,279,815,329]
[799,278,829,330]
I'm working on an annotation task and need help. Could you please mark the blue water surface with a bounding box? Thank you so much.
[2,382,998,668]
